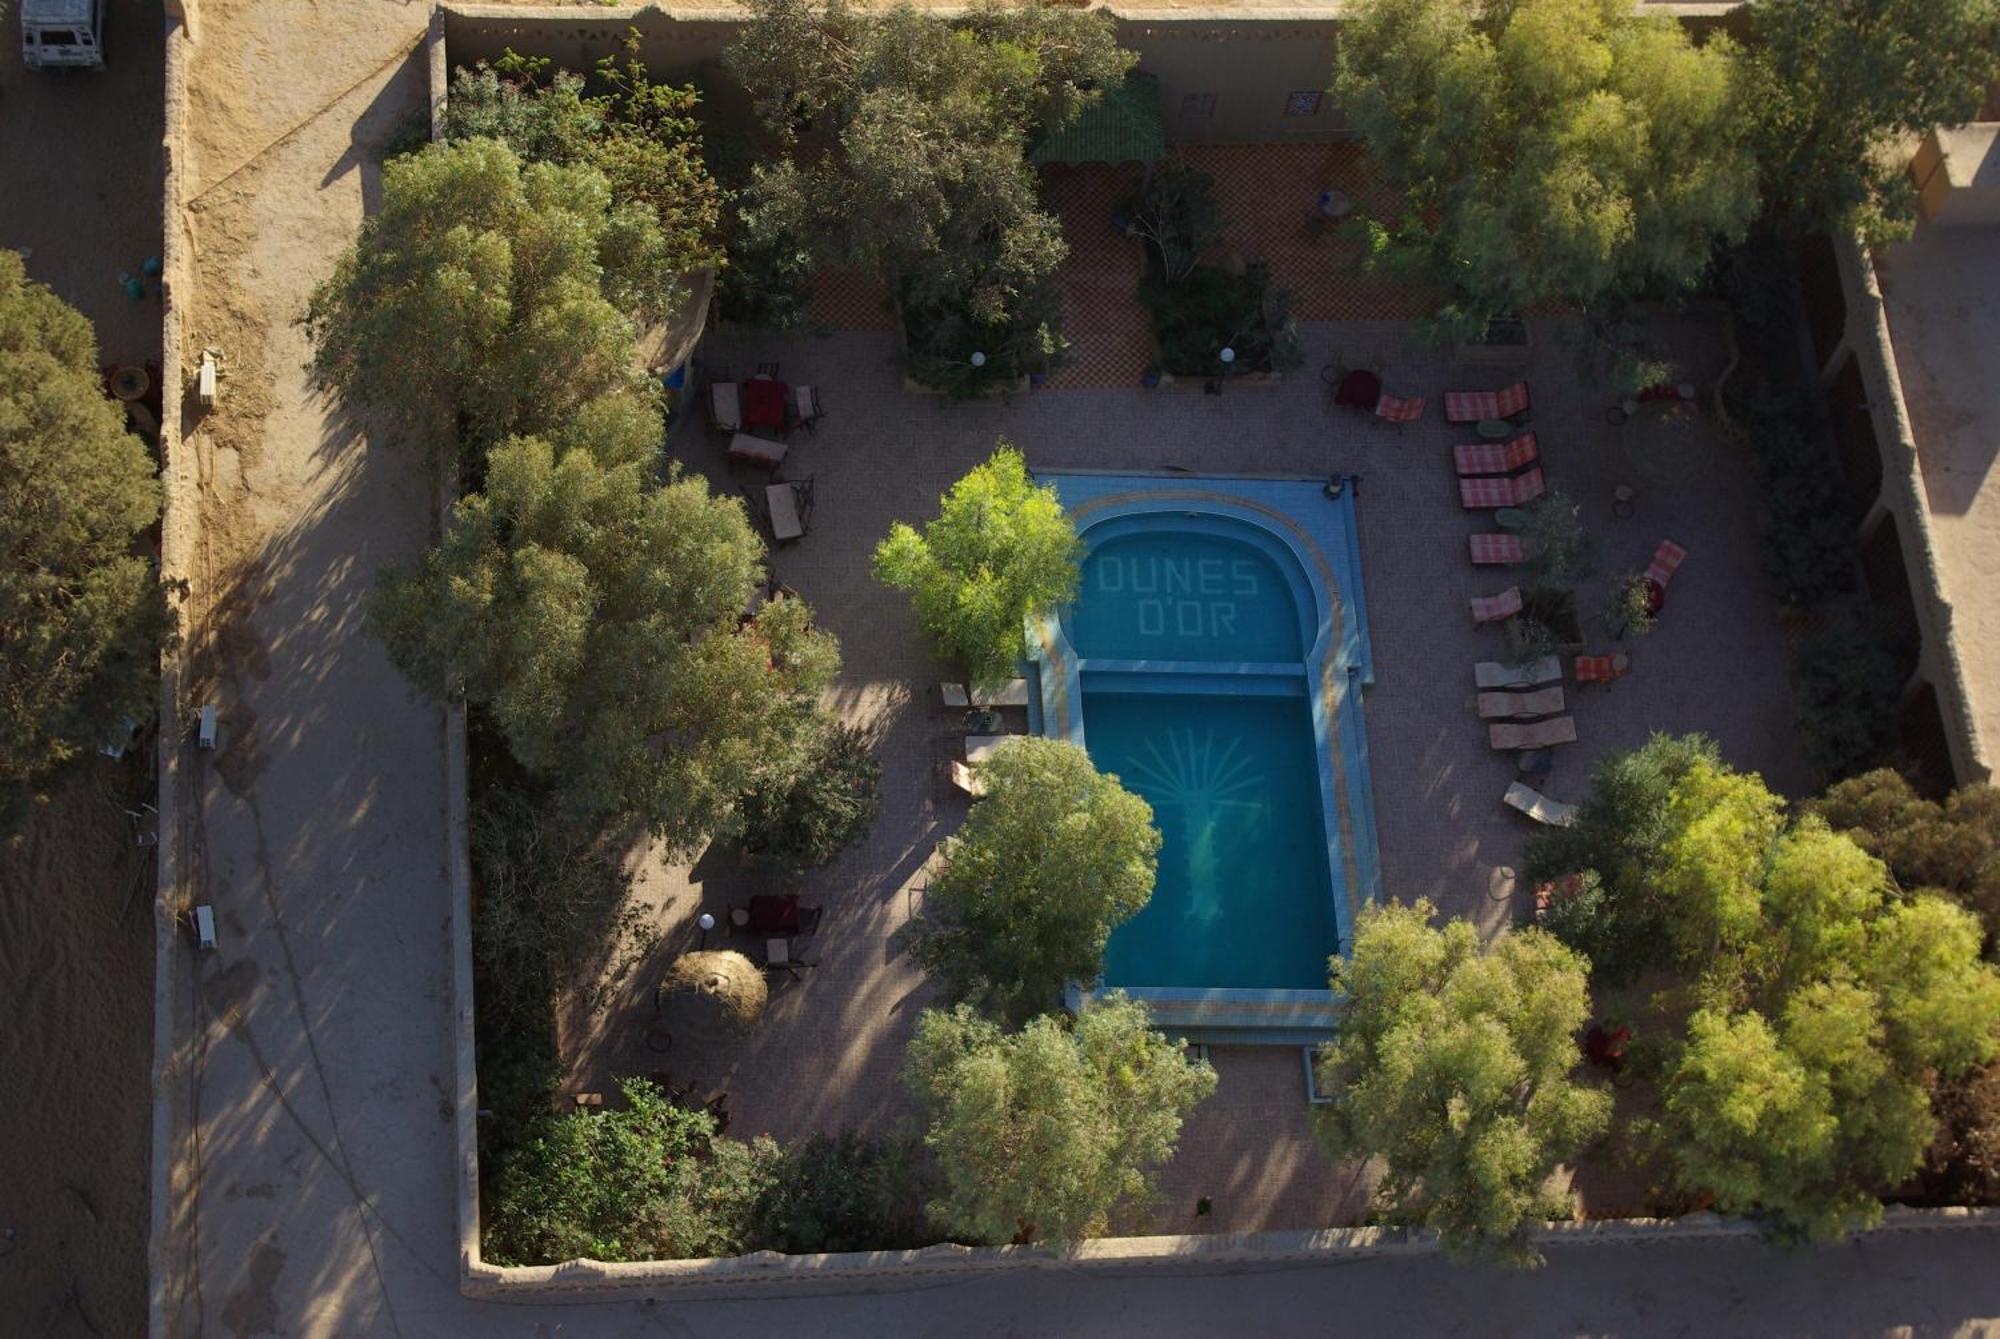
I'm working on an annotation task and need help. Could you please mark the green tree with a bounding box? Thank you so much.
[1581,746,2000,1239]
[372,434,839,848]
[910,736,1158,1024]
[1747,0,2000,240]
[1334,0,1758,338]
[1815,768,2000,943]
[726,0,1133,386]
[874,444,1081,690]
[0,250,171,820]
[1525,733,1722,982]
[1312,901,1611,1265]
[304,138,673,459]
[903,995,1216,1247]
[486,1076,775,1264]
[442,42,725,273]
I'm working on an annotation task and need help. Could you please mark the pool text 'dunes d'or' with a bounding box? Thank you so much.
[1094,554,1263,640]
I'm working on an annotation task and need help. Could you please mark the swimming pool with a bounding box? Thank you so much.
[1029,473,1381,1042]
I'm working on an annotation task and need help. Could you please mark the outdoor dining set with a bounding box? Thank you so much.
[703,362,824,545]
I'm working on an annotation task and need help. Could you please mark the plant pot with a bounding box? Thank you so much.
[1142,370,1163,389]
[1524,588,1586,652]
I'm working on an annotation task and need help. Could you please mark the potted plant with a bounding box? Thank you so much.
[1605,571,1658,639]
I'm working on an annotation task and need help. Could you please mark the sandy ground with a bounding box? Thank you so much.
[0,4,165,1336]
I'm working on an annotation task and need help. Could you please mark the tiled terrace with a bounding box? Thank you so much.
[558,310,1808,1236]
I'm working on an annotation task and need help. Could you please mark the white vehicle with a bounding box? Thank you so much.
[21,0,105,70]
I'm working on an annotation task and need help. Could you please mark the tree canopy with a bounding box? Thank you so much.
[304,138,673,459]
[372,433,838,850]
[1333,0,1758,337]
[1312,901,1611,1265]
[0,250,171,821]
[903,995,1216,1247]
[726,0,1133,383]
[874,443,1081,690]
[441,43,724,275]
[1532,735,2000,1239]
[1746,0,2000,240]
[1814,768,2000,945]
[910,736,1159,1024]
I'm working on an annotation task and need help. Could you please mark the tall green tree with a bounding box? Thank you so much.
[874,443,1081,690]
[903,995,1216,1247]
[1312,901,1611,1265]
[304,138,674,459]
[1333,0,1758,337]
[372,434,839,849]
[0,250,171,822]
[1747,0,2000,240]
[726,0,1133,384]
[910,736,1158,1024]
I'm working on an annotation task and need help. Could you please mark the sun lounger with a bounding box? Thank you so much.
[1477,686,1566,720]
[1444,381,1531,423]
[1373,392,1426,425]
[1453,432,1539,477]
[1645,539,1687,589]
[728,432,788,468]
[1469,533,1527,565]
[1505,781,1578,826]
[1574,652,1631,685]
[1475,656,1562,689]
[965,735,1014,764]
[1488,716,1578,750]
[1460,467,1545,510]
[941,677,1030,709]
[1470,587,1523,624]
[949,760,987,797]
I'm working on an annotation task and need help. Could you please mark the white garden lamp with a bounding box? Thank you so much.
[1219,346,1236,366]
[970,351,988,368]
[697,911,715,948]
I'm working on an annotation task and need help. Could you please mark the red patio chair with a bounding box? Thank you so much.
[1574,652,1631,686]
[1373,392,1426,425]
[1453,432,1540,477]
[1645,539,1687,589]
[1470,587,1524,624]
[1444,380,1531,424]
[1469,533,1527,565]
[1460,467,1545,510]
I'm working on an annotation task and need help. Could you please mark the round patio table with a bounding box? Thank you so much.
[1475,418,1512,439]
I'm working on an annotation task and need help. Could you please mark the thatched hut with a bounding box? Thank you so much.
[654,949,767,1047]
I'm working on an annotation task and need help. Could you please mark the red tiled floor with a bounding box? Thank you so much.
[810,265,895,331]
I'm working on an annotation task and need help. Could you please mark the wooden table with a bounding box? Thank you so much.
[728,432,787,468]
[766,482,804,541]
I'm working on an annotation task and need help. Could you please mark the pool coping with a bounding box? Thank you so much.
[1031,471,1383,1040]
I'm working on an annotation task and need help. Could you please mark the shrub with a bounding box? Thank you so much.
[1125,161,1224,285]
[1138,261,1301,379]
[1789,597,1905,783]
[1605,572,1657,639]
[486,1077,777,1265]
[737,718,882,871]
[1815,769,2000,944]
[747,1133,939,1254]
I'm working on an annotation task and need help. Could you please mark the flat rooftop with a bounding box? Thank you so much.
[1875,222,2000,767]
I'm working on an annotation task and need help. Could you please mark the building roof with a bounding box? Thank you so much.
[1030,72,1165,168]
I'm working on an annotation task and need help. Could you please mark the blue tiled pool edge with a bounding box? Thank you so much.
[1031,472,1384,1044]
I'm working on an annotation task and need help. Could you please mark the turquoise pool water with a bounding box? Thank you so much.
[1070,531,1303,664]
[1028,472,1380,1039]
[1085,691,1337,990]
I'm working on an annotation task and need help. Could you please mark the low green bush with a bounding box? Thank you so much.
[737,717,882,871]
[1138,261,1301,378]
[746,1132,939,1254]
[1789,596,1905,781]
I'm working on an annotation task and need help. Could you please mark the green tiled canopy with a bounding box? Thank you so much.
[1030,71,1165,167]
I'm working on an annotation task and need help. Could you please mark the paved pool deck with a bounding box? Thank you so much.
[567,309,1809,1236]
